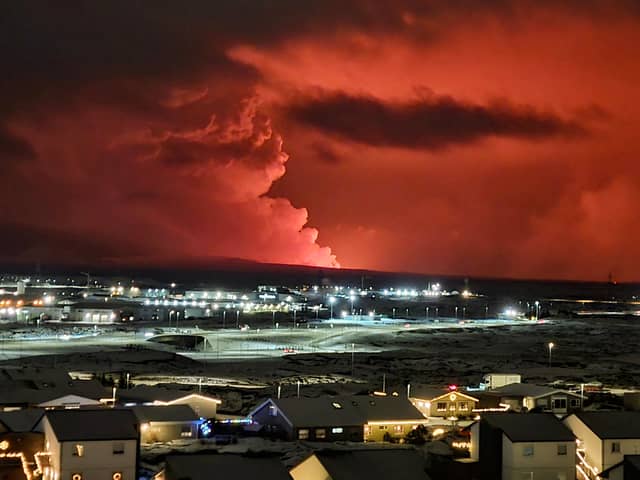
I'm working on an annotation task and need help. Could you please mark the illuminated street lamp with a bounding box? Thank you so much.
[169,310,175,327]
[535,301,540,321]
[329,296,336,319]
[425,307,429,320]
[548,342,555,367]
[392,307,396,318]
[349,295,356,315]
[236,309,240,328]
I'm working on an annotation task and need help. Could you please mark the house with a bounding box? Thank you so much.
[157,453,291,480]
[119,385,221,419]
[0,409,45,480]
[599,455,640,480]
[248,395,427,442]
[41,409,139,480]
[471,413,575,480]
[132,405,201,444]
[482,373,521,390]
[488,383,583,414]
[563,411,640,479]
[290,448,429,480]
[409,386,479,419]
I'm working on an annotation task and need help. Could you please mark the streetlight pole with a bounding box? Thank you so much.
[329,297,336,319]
[392,307,396,319]
[425,307,429,320]
[350,296,355,315]
[548,342,554,367]
[169,310,175,328]
[272,310,276,328]
[293,306,297,328]
[236,310,240,328]
[535,301,540,321]
[222,310,226,329]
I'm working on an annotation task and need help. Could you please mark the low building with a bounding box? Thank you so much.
[471,413,575,480]
[290,449,429,480]
[41,409,139,480]
[132,405,201,444]
[158,453,291,480]
[563,411,640,479]
[482,373,521,390]
[248,395,427,442]
[119,386,221,419]
[599,455,640,480]
[410,386,479,419]
[488,383,583,414]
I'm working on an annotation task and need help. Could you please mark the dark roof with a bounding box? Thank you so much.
[490,383,580,398]
[45,409,138,441]
[312,449,429,480]
[119,385,218,404]
[132,405,199,423]
[262,395,425,428]
[0,409,44,432]
[573,412,640,439]
[165,454,291,480]
[482,413,575,442]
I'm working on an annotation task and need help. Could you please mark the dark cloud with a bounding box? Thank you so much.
[287,92,588,150]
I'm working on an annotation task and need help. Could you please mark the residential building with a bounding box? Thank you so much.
[0,409,45,480]
[290,449,429,480]
[471,413,576,480]
[132,405,200,444]
[488,383,583,414]
[482,373,521,390]
[158,453,291,480]
[41,409,139,480]
[563,411,640,479]
[599,455,640,480]
[248,395,427,442]
[119,386,221,419]
[409,386,479,419]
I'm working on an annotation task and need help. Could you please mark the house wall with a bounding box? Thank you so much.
[289,455,329,480]
[43,418,137,480]
[427,393,477,418]
[294,426,363,442]
[140,422,197,444]
[501,435,575,480]
[602,439,640,472]
[470,423,480,461]
[563,415,603,473]
[364,422,423,442]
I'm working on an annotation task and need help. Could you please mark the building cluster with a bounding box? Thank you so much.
[2,368,640,480]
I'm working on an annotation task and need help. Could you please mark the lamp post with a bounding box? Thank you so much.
[176,311,181,330]
[169,310,175,328]
[272,310,276,328]
[236,309,240,328]
[349,295,355,315]
[535,301,540,321]
[392,307,396,318]
[548,342,554,367]
[222,310,226,329]
[455,306,458,319]
[425,307,429,320]
[329,296,336,319]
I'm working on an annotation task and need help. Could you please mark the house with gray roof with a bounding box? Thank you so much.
[160,453,292,480]
[248,395,427,442]
[41,409,139,480]
[132,405,200,444]
[488,383,583,414]
[471,413,575,480]
[564,411,640,478]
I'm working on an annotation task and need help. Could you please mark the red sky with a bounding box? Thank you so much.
[1,1,639,281]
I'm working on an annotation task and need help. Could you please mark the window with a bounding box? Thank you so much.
[522,445,534,456]
[379,425,387,430]
[315,429,326,439]
[332,402,342,409]
[611,442,621,453]
[557,444,567,455]
[437,402,447,412]
[73,445,84,457]
[552,398,567,409]
[394,425,403,433]
[298,429,309,440]
[268,405,277,416]
[180,425,193,437]
[112,443,124,455]
[570,398,580,408]
[458,402,468,411]
[331,427,343,434]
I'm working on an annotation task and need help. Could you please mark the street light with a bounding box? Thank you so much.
[236,309,240,328]
[392,307,396,319]
[535,301,540,321]
[548,342,555,367]
[349,295,355,315]
[329,296,336,319]
[169,310,175,327]
[425,307,429,320]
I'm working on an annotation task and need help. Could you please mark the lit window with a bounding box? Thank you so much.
[394,425,403,433]
[437,402,447,412]
[112,443,124,455]
[557,444,567,456]
[298,429,309,440]
[73,445,84,457]
[180,425,193,437]
[612,442,621,453]
[332,402,342,409]
[552,398,567,409]
[458,402,468,411]
[522,445,534,456]
[315,429,326,439]
[379,425,387,430]
[268,405,277,417]
[331,427,343,434]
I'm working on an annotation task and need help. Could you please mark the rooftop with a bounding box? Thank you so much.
[0,409,44,432]
[573,411,640,439]
[165,454,291,480]
[132,405,200,423]
[45,409,138,441]
[481,413,575,442]
[489,383,579,398]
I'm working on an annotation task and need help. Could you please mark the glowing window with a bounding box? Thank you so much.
[332,402,342,409]
[315,429,326,439]
[458,402,469,411]
[268,405,277,417]
[331,427,343,434]
[394,425,403,433]
[73,445,84,457]
[298,429,309,440]
[437,402,447,412]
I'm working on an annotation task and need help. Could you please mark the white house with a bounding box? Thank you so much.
[471,413,576,480]
[41,409,139,480]
[563,411,640,479]
[489,383,583,414]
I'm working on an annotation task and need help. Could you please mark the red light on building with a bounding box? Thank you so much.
[448,385,457,391]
